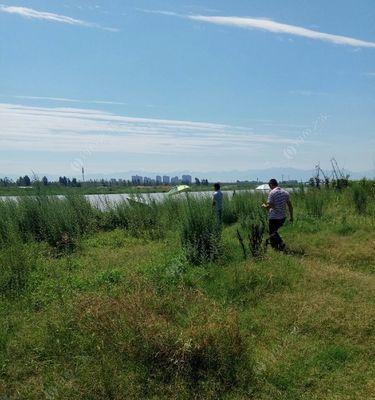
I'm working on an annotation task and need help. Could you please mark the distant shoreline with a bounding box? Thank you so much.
[0,182,271,197]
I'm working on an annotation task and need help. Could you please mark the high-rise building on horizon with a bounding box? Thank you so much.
[171,176,179,185]
[181,174,192,185]
[131,175,143,185]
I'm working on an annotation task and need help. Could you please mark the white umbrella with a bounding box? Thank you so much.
[255,183,270,191]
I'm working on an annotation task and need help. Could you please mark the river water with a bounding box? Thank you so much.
[0,189,272,210]
[85,190,259,209]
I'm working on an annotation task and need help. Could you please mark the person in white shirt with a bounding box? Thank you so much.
[262,178,293,250]
[212,182,223,224]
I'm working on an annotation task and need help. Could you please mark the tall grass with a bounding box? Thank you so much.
[221,191,267,227]
[234,192,265,220]
[0,237,38,296]
[352,184,367,215]
[103,197,167,239]
[0,200,16,247]
[0,195,96,252]
[0,185,372,258]
[180,196,222,265]
[222,193,238,224]
[304,189,325,218]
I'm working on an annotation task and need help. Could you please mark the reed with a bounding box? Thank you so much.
[180,196,222,265]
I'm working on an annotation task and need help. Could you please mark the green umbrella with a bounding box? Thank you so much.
[167,185,190,196]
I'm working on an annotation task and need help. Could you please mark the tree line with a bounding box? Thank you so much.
[0,176,210,187]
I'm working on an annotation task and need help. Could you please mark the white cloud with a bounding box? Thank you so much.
[189,15,375,48]
[0,4,118,31]
[10,95,127,106]
[0,103,298,155]
[145,10,375,48]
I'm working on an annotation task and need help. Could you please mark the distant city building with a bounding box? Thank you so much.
[171,176,179,185]
[163,175,170,184]
[131,175,143,185]
[143,176,152,185]
[181,175,192,185]
[156,175,162,184]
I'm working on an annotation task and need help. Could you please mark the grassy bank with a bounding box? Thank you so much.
[0,182,374,399]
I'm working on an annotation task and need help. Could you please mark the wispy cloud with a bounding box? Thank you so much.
[289,90,329,96]
[0,103,298,155]
[144,10,375,48]
[10,95,127,106]
[0,4,118,31]
[363,72,375,77]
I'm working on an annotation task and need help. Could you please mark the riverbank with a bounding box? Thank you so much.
[1,183,374,399]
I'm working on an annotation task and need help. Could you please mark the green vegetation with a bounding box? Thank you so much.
[180,197,222,265]
[0,183,374,399]
[304,188,325,218]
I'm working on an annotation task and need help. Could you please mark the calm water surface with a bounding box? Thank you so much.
[0,189,280,210]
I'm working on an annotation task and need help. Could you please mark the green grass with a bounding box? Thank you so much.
[0,185,374,399]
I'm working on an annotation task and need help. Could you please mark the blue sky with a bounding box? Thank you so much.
[0,0,374,178]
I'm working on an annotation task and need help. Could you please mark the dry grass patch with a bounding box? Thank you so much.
[71,279,254,398]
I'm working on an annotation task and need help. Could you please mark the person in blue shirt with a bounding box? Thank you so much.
[212,182,223,224]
